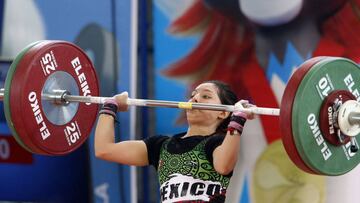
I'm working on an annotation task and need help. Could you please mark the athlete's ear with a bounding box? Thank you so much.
[218,111,230,120]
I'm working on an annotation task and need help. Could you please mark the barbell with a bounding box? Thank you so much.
[1,40,360,176]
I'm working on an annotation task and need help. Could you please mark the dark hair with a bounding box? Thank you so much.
[205,80,238,134]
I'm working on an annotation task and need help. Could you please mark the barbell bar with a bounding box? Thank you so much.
[0,88,281,115]
[2,40,360,176]
[1,87,358,127]
[350,113,360,124]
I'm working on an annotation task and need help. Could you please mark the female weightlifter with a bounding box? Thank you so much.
[94,80,255,202]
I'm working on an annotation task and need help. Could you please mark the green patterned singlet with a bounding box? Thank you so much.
[157,138,230,202]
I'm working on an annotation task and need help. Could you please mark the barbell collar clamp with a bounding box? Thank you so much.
[42,89,70,105]
[338,100,360,137]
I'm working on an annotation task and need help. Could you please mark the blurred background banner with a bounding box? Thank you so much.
[153,0,197,136]
[0,0,137,202]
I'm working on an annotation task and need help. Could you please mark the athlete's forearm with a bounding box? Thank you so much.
[94,114,116,158]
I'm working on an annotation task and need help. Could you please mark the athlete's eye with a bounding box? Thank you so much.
[202,94,211,99]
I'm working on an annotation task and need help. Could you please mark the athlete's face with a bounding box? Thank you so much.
[186,83,228,126]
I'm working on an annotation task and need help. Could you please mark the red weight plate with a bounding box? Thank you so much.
[319,90,355,146]
[280,57,327,174]
[8,41,68,154]
[4,41,44,154]
[9,40,99,155]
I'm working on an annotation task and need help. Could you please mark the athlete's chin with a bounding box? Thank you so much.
[186,112,200,122]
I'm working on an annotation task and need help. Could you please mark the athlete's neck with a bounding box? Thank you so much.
[183,125,217,138]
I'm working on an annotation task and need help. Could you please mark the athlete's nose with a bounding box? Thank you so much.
[189,94,199,103]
